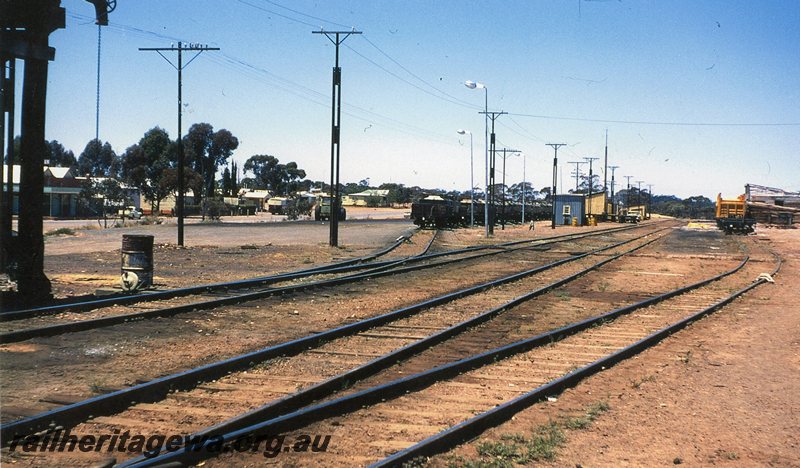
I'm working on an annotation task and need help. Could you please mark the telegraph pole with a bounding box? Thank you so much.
[609,165,619,219]
[584,156,599,220]
[140,42,220,246]
[497,148,520,230]
[479,110,506,235]
[568,161,585,193]
[313,30,362,247]
[521,152,526,225]
[636,180,644,208]
[624,175,633,210]
[546,143,565,229]
[603,130,608,214]
[647,183,654,219]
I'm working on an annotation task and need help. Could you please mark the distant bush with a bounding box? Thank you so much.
[45,227,76,237]
[286,198,312,220]
[202,199,226,221]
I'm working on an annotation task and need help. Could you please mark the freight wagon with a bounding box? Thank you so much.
[411,196,462,228]
[715,193,755,234]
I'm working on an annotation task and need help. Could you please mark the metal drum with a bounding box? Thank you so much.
[121,234,154,291]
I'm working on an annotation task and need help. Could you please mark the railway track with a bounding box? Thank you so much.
[101,230,777,467]
[0,223,657,344]
[1,225,670,434]
[1,223,644,322]
[0,231,426,321]
[0,224,718,466]
[3,226,676,460]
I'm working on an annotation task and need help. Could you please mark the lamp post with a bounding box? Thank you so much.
[457,129,474,227]
[465,80,489,236]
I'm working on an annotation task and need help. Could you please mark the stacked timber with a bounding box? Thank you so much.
[745,184,800,227]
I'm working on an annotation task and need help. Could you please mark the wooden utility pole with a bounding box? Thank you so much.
[139,43,220,246]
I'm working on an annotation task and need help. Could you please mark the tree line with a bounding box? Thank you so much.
[6,130,716,219]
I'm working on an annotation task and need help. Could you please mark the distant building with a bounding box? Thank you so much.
[342,189,389,207]
[555,194,585,225]
[239,190,272,211]
[745,183,799,226]
[3,165,84,217]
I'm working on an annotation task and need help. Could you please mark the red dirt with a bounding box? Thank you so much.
[433,227,799,467]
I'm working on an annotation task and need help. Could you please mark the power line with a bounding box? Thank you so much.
[343,43,478,111]
[256,0,352,29]
[236,0,319,28]
[237,0,482,112]
[67,14,456,146]
[507,112,800,127]
[359,35,480,110]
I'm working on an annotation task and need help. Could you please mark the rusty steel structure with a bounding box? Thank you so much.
[1,0,114,301]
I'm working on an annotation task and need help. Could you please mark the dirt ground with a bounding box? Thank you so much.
[433,226,799,467]
[2,220,797,466]
[34,213,418,298]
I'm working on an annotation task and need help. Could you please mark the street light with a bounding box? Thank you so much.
[465,80,489,236]
[457,129,475,227]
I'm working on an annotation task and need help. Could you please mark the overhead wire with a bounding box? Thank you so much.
[342,43,480,111]
[507,112,800,127]
[358,35,481,111]
[66,11,455,146]
[254,0,353,29]
[238,0,483,112]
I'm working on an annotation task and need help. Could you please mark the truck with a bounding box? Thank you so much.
[617,205,646,224]
[715,193,755,234]
[314,196,346,221]
[267,197,290,215]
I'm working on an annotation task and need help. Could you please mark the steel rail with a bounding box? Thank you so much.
[123,245,748,467]
[375,253,781,467]
[0,224,662,344]
[0,222,643,320]
[0,227,666,446]
[117,230,668,466]
[0,231,422,320]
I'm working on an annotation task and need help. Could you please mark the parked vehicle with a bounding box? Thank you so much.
[118,206,143,219]
[314,196,346,221]
[267,197,290,215]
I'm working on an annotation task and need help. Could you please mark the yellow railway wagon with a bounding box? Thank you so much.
[715,193,754,234]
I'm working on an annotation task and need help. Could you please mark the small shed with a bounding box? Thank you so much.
[554,194,585,225]
[342,189,390,207]
[240,190,272,210]
[585,192,607,218]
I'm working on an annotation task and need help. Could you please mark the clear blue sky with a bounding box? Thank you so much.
[34,0,800,199]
